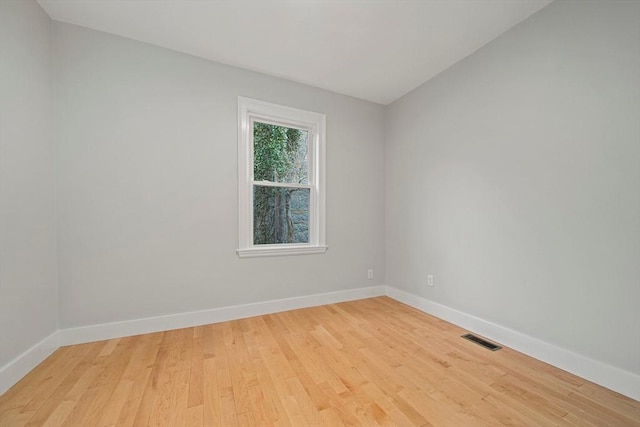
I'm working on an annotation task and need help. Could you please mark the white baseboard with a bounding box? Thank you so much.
[0,331,59,395]
[385,285,640,401]
[1,286,384,395]
[59,285,386,346]
[3,285,638,402]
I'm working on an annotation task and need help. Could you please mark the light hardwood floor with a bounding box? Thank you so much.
[1,297,638,426]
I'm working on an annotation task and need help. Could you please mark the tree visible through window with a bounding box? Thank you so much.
[237,97,326,258]
[253,123,309,244]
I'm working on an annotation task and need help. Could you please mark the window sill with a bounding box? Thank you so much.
[237,245,328,258]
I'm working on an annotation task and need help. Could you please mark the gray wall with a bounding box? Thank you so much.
[386,0,640,375]
[0,0,58,367]
[53,22,386,328]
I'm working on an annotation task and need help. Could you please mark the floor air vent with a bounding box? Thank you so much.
[461,334,502,351]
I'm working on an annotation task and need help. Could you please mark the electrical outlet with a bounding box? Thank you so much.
[367,269,374,279]
[427,275,434,287]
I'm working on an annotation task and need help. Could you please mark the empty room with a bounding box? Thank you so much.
[1,0,639,425]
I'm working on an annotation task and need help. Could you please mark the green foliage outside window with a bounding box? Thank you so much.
[253,122,309,244]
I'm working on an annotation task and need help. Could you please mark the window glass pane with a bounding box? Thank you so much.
[253,185,309,245]
[253,122,308,184]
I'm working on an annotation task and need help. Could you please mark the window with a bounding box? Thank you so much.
[237,97,327,258]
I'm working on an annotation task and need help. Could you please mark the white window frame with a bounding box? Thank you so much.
[237,97,327,258]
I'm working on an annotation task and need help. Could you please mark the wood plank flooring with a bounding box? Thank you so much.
[1,297,638,426]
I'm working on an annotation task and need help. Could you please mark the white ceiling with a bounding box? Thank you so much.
[37,0,553,105]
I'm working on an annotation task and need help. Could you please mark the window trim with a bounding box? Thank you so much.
[237,97,327,258]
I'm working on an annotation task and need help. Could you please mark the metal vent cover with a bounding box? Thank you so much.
[461,333,502,351]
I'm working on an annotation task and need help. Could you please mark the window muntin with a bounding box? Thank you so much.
[237,97,326,257]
